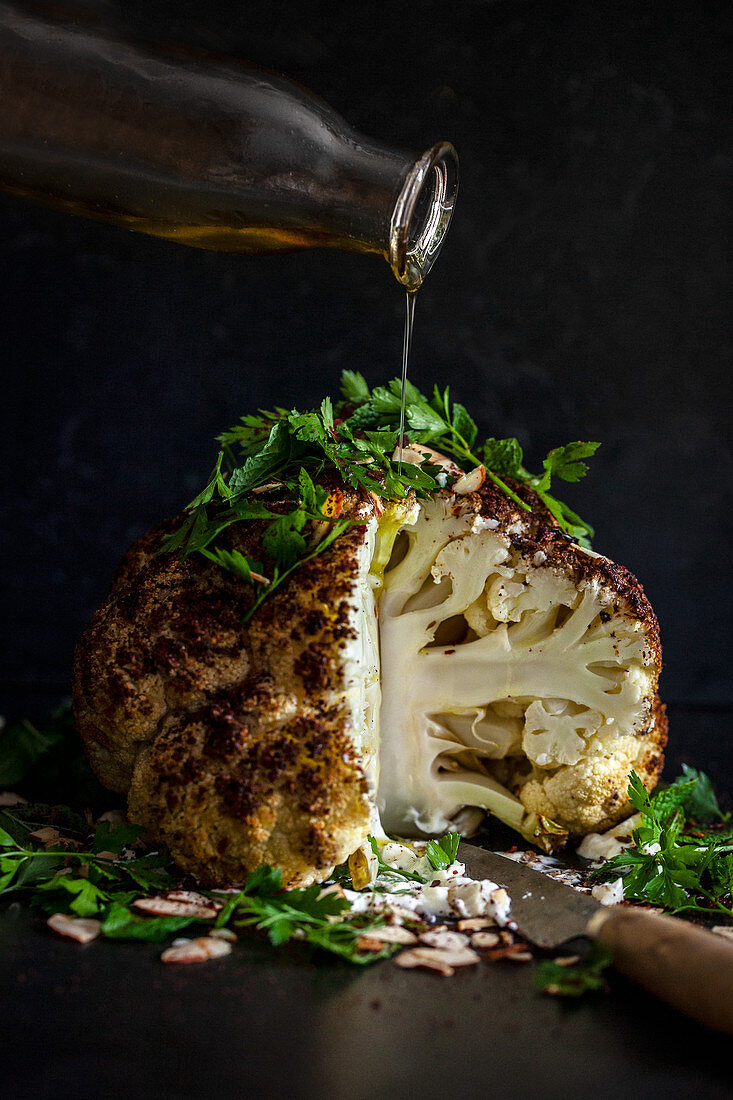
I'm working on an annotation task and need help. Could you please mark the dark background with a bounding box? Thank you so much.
[1,0,731,714]
[1,5,733,1095]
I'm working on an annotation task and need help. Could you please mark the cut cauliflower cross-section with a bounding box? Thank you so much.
[377,487,666,846]
[73,478,665,885]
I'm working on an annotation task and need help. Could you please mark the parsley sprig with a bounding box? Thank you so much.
[161,371,599,618]
[365,832,462,884]
[593,770,733,917]
[535,942,613,998]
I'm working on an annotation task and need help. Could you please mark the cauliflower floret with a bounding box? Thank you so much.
[377,488,666,848]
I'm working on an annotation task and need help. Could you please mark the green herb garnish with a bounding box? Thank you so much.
[228,865,395,964]
[535,942,612,998]
[160,371,599,620]
[593,770,733,917]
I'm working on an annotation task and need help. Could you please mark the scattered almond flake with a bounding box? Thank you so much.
[470,931,500,949]
[166,890,222,910]
[368,491,385,517]
[318,884,346,901]
[553,955,581,967]
[0,791,27,806]
[94,850,118,862]
[487,943,533,962]
[161,937,232,964]
[47,914,101,944]
[97,809,127,827]
[394,949,454,976]
[419,930,469,950]
[416,946,479,968]
[712,926,733,939]
[357,935,389,953]
[457,917,496,932]
[507,951,533,963]
[209,928,238,942]
[133,896,219,920]
[29,827,62,845]
[365,926,418,945]
[453,464,486,494]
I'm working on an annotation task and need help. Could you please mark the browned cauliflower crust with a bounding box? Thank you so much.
[73,492,382,888]
[73,478,666,884]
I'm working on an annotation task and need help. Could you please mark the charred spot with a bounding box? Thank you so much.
[294,643,332,693]
[203,704,249,761]
[216,774,262,821]
[302,609,327,636]
[600,610,611,623]
[150,633,182,664]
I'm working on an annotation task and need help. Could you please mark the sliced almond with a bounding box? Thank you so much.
[395,945,480,975]
[357,935,388,953]
[553,954,581,967]
[166,890,222,910]
[368,491,385,517]
[470,931,500,949]
[392,443,461,478]
[209,928,238,942]
[365,926,418,945]
[30,827,61,846]
[453,464,486,494]
[251,480,285,494]
[97,809,127,827]
[47,913,101,944]
[487,943,533,962]
[457,918,496,932]
[161,937,232,963]
[133,896,219,920]
[0,791,27,806]
[419,930,469,951]
[499,930,515,945]
[394,949,453,976]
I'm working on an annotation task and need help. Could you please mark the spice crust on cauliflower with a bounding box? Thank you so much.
[73,476,666,884]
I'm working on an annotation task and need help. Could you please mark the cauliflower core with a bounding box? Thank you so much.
[376,494,665,843]
[73,480,665,885]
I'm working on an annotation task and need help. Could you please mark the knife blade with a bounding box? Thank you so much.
[460,842,601,948]
[460,841,733,1035]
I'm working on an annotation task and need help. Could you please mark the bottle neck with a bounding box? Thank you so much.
[0,5,458,289]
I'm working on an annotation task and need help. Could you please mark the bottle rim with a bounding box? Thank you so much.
[389,141,459,291]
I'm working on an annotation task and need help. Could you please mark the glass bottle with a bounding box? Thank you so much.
[0,5,458,290]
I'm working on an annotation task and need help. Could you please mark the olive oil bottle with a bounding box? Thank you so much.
[0,5,458,290]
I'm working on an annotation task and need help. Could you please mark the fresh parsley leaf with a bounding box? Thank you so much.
[481,437,523,477]
[593,770,733,917]
[536,943,612,998]
[162,372,601,618]
[340,370,371,407]
[675,765,730,825]
[426,832,461,871]
[101,902,201,942]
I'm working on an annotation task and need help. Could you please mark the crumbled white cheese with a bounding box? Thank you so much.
[343,846,512,926]
[591,877,625,906]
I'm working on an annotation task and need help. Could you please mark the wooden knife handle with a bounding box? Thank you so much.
[587,907,733,1034]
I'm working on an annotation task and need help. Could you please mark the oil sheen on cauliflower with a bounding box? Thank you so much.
[375,490,665,846]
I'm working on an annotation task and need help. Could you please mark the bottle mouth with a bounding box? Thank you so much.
[389,142,459,292]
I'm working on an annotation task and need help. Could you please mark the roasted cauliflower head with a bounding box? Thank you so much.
[73,481,665,887]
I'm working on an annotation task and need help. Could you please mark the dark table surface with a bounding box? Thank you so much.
[3,701,732,1100]
[2,1,731,1095]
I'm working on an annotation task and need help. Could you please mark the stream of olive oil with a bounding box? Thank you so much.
[397,291,417,472]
